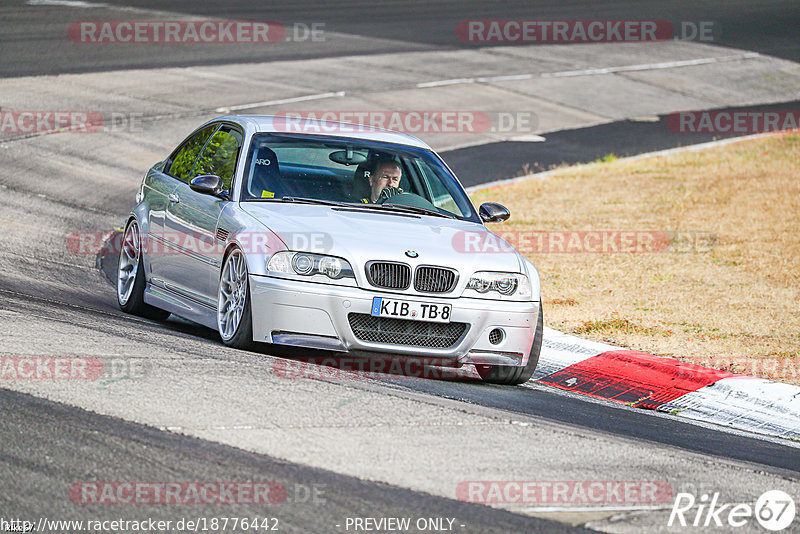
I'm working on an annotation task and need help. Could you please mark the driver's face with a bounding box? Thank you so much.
[369,163,402,201]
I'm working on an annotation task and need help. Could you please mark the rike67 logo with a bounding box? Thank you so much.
[669,490,795,531]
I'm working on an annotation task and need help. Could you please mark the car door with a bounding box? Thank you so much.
[147,123,217,287]
[162,124,243,305]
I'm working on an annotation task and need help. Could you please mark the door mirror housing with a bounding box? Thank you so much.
[479,202,511,223]
[190,174,228,199]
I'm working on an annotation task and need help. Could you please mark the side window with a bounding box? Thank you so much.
[414,159,465,216]
[167,124,217,182]
[194,128,243,191]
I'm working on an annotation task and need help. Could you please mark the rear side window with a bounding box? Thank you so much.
[167,124,217,182]
[194,128,243,191]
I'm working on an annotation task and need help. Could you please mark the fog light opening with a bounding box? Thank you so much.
[488,328,505,345]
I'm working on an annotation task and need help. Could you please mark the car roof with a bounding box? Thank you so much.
[211,115,432,150]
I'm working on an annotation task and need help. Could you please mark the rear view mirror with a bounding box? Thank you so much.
[479,202,511,223]
[329,148,368,166]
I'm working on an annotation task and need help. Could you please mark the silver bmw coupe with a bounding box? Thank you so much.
[118,116,542,384]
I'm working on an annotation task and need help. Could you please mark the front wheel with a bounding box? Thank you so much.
[117,219,170,321]
[476,305,543,385]
[217,248,255,349]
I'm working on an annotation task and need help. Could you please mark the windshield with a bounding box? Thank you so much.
[239,133,478,221]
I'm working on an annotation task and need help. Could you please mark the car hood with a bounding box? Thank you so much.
[239,203,524,275]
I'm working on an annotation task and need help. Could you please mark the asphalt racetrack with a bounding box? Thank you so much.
[1,1,799,532]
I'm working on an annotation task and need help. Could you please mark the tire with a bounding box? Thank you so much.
[117,219,170,321]
[476,305,543,385]
[217,248,256,350]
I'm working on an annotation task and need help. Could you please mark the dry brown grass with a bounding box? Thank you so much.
[470,132,800,384]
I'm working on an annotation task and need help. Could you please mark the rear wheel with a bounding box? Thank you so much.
[117,219,170,320]
[217,248,256,349]
[476,306,543,385]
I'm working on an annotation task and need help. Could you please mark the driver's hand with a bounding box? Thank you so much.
[378,186,403,202]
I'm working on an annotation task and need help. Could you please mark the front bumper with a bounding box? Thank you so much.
[249,274,539,367]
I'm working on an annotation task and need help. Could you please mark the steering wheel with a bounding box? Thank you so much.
[378,191,439,211]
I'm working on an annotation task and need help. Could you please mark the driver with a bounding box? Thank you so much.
[361,159,403,203]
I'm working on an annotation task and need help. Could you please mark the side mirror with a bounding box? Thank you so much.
[190,174,227,199]
[479,202,510,223]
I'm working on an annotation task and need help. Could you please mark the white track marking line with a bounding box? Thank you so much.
[521,505,670,513]
[417,52,761,88]
[541,52,761,77]
[25,0,208,16]
[418,77,479,88]
[418,74,534,88]
[215,91,346,113]
[26,0,109,6]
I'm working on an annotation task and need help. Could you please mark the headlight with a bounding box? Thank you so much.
[464,272,532,300]
[267,251,355,285]
[292,254,314,275]
[318,256,343,278]
[495,276,518,295]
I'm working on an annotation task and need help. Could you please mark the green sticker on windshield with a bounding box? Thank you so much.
[261,190,275,198]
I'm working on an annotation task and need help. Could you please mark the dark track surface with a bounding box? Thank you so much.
[444,99,800,187]
[2,0,798,77]
[0,388,584,533]
[380,376,800,477]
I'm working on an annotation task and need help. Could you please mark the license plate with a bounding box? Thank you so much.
[371,297,452,323]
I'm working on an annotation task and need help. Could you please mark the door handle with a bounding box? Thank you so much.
[168,193,180,204]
